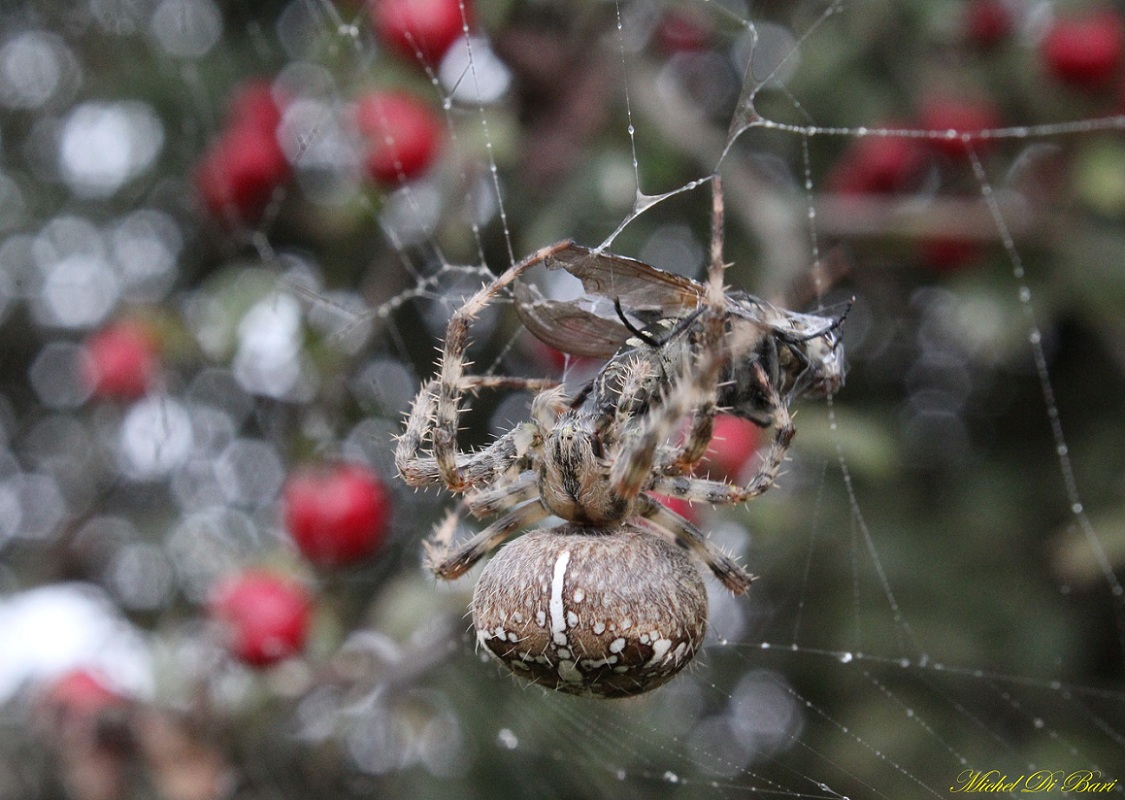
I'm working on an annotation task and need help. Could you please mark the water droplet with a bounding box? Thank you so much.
[151,0,223,58]
[662,771,680,784]
[838,651,853,663]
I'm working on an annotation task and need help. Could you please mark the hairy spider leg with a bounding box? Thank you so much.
[609,176,730,498]
[636,494,754,595]
[417,381,572,575]
[425,499,550,580]
[464,471,541,518]
[664,175,733,474]
[396,372,558,488]
[431,242,576,491]
[648,363,797,507]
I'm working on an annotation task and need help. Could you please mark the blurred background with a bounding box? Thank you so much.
[1,0,1125,798]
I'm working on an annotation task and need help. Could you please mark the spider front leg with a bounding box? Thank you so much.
[637,495,754,595]
[666,174,733,474]
[650,370,796,506]
[463,471,539,517]
[396,375,559,489]
[609,178,731,497]
[431,242,575,492]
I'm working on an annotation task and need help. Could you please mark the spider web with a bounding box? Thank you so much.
[3,1,1125,799]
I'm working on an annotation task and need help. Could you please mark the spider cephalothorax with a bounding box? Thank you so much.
[396,178,842,697]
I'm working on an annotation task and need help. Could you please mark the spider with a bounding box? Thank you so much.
[395,178,838,698]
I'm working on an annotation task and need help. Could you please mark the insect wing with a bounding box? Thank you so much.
[513,281,632,358]
[725,291,831,340]
[543,243,705,316]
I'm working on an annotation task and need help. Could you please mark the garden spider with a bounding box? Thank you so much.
[396,178,829,697]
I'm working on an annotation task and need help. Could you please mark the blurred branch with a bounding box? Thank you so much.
[629,62,1052,286]
[811,193,1050,242]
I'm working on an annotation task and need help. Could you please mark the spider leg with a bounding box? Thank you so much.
[396,375,559,489]
[395,378,440,486]
[432,241,575,492]
[609,177,731,496]
[672,174,732,469]
[429,472,539,567]
[424,499,549,580]
[607,354,708,498]
[465,471,539,517]
[465,376,561,393]
[397,420,534,489]
[637,494,754,595]
[649,369,795,506]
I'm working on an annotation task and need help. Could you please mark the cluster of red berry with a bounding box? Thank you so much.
[80,310,394,669]
[194,0,469,224]
[825,1,1125,272]
[73,3,466,669]
[209,462,393,668]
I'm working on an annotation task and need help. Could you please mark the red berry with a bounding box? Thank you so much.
[964,0,1013,50]
[81,319,159,400]
[919,235,982,272]
[226,80,285,135]
[41,669,126,719]
[701,415,762,483]
[355,91,444,185]
[1041,11,1124,89]
[827,133,929,195]
[917,96,1001,158]
[209,571,311,668]
[283,463,392,567]
[654,9,714,53]
[195,123,291,223]
[371,0,468,65]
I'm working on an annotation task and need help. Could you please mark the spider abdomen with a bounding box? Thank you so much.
[472,525,708,698]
